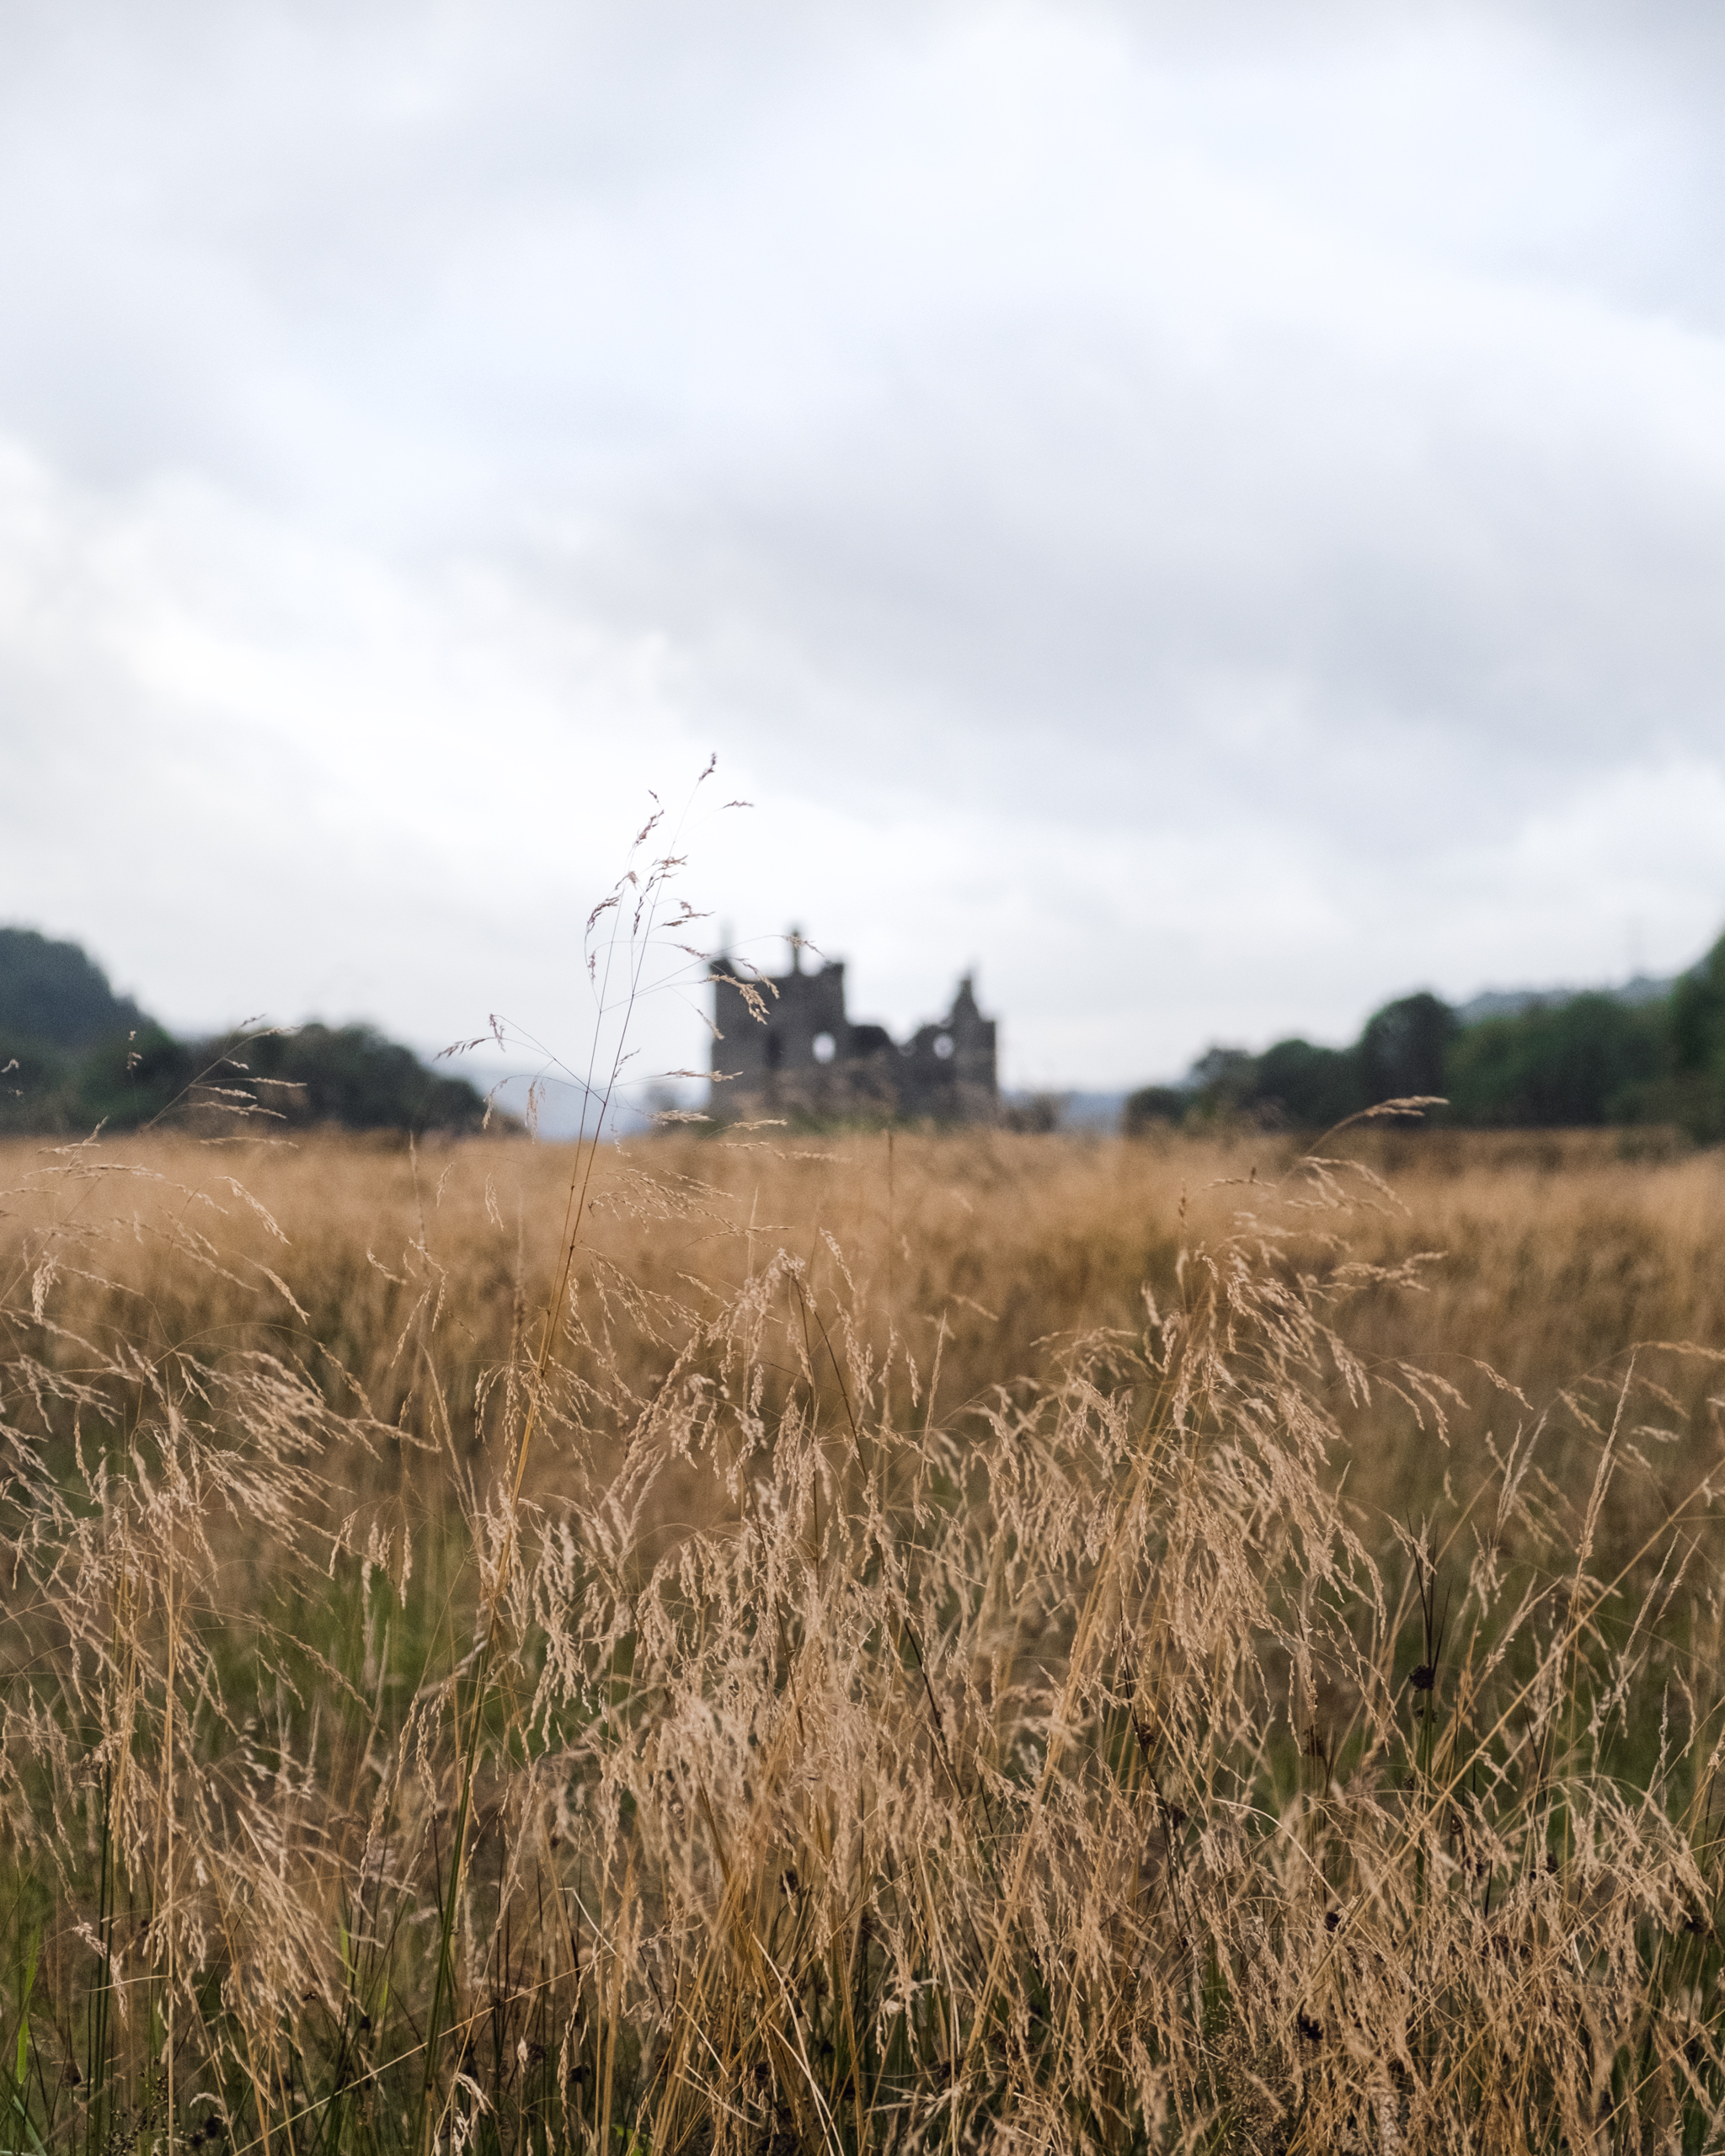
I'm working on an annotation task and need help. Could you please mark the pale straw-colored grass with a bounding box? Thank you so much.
[3,1107,1725,2155]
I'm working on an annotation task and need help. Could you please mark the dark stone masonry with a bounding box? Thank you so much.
[709,932,998,1123]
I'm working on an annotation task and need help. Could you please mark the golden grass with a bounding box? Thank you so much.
[5,1121,1725,2154]
[8,1123,1723,1509]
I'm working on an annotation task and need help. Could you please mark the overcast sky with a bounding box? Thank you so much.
[4,0,1725,1092]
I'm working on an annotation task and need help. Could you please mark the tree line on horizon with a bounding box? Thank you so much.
[1126,928,1725,1140]
[0,926,491,1137]
[17,919,1725,1146]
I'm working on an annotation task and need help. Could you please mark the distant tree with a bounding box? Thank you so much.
[1146,1038,1365,1133]
[1180,1048,1259,1120]
[0,1033,75,1134]
[1187,1047,1253,1091]
[1637,932,1725,1139]
[240,1025,489,1133]
[74,1025,198,1130]
[1445,994,1668,1129]
[1122,1084,1190,1134]
[0,910,502,1135]
[1003,1091,1064,1134]
[1249,1038,1365,1131]
[1358,993,1457,1107]
[0,927,144,1050]
[1671,934,1725,1080]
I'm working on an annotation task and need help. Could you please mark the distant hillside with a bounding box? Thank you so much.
[0,928,493,1137]
[0,927,145,1049]
[1455,971,1679,1025]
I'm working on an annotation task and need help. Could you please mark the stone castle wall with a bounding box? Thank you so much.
[709,939,998,1123]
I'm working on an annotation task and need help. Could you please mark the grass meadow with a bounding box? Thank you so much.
[5,1118,1725,2154]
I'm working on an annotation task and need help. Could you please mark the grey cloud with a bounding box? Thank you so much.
[3,0,1725,1082]
[570,300,1725,845]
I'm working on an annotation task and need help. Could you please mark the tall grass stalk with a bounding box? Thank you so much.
[417,803,708,2156]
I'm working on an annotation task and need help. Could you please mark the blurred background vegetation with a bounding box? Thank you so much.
[1127,927,1725,1140]
[13,916,1725,1145]
[0,926,489,1135]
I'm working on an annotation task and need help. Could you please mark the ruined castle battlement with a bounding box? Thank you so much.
[709,933,998,1123]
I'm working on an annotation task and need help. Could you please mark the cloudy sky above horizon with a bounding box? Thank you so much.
[5,0,1725,1092]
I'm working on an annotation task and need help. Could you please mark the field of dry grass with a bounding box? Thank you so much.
[5,1120,1725,2153]
[10,1123,1722,1521]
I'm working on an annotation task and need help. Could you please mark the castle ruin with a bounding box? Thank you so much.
[709,933,998,1123]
